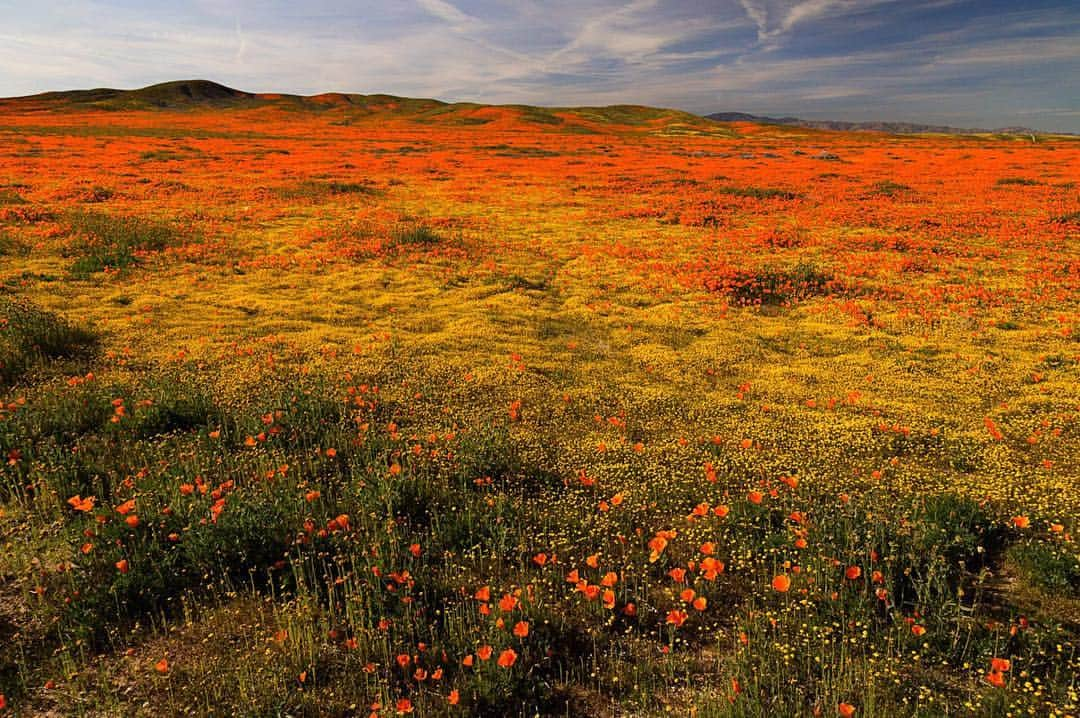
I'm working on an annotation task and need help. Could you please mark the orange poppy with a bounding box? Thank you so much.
[838,703,856,717]
[67,495,96,512]
[513,621,529,637]
[771,574,791,592]
[666,609,688,627]
[497,648,518,668]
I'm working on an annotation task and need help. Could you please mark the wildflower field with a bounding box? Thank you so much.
[0,90,1078,716]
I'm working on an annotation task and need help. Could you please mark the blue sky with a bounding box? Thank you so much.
[0,0,1078,131]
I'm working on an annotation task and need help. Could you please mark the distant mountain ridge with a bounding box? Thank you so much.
[0,80,729,137]
[706,111,1054,136]
[0,80,1068,136]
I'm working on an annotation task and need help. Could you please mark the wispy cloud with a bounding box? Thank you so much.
[0,0,1076,131]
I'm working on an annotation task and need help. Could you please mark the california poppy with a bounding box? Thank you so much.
[771,574,791,592]
[67,495,95,512]
[497,648,518,667]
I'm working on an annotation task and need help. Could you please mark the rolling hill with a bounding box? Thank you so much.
[0,80,731,136]
[705,111,1050,136]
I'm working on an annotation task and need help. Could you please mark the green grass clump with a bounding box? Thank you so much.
[391,222,443,247]
[63,210,183,275]
[1008,540,1080,597]
[0,188,27,205]
[272,179,378,201]
[0,297,97,385]
[717,185,802,201]
[996,177,1041,186]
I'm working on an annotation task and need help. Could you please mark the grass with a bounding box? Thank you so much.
[62,210,185,275]
[271,179,379,200]
[0,102,1078,717]
[716,185,802,201]
[0,297,98,385]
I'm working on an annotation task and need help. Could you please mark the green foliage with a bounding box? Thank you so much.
[996,177,1041,186]
[0,297,97,385]
[272,179,378,200]
[63,209,183,275]
[717,185,802,200]
[1009,540,1080,596]
[390,222,443,247]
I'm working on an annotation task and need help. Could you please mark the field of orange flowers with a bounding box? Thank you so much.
[0,97,1078,717]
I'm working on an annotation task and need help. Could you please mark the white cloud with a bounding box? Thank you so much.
[0,1,1075,131]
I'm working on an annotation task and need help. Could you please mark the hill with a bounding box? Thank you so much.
[0,80,731,136]
[705,111,1050,136]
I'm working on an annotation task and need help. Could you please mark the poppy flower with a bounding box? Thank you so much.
[474,585,491,601]
[513,621,529,637]
[666,609,688,627]
[154,658,169,674]
[477,645,493,661]
[497,648,518,667]
[395,697,414,714]
[448,690,460,705]
[771,574,791,592]
[838,703,856,717]
[116,559,130,574]
[67,495,96,512]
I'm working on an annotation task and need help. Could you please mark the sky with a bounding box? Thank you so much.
[0,0,1078,132]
